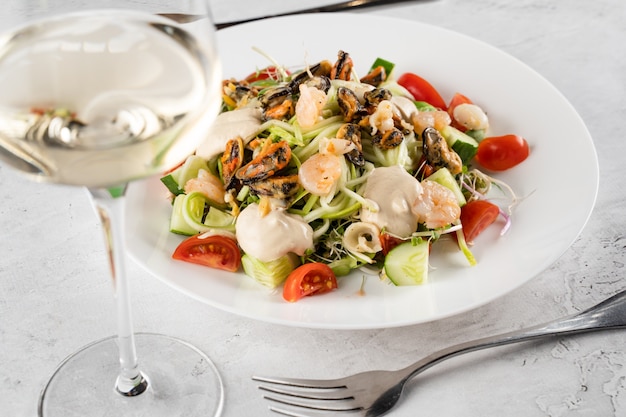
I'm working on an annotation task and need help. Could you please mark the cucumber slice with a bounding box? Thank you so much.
[161,172,183,195]
[440,125,479,163]
[369,57,395,76]
[425,167,466,206]
[178,155,210,186]
[204,206,236,231]
[413,101,437,112]
[169,194,200,235]
[465,129,485,142]
[178,191,234,234]
[241,253,299,288]
[384,240,430,286]
[180,192,212,233]
[160,155,209,196]
[169,192,235,235]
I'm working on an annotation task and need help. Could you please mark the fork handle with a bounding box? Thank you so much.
[215,0,433,29]
[400,290,626,381]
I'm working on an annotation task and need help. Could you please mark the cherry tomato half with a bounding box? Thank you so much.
[244,66,287,84]
[283,263,338,303]
[447,92,473,131]
[172,234,241,272]
[460,200,500,244]
[475,134,530,171]
[380,233,404,256]
[397,72,447,110]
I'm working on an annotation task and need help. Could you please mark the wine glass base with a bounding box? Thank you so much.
[38,333,224,417]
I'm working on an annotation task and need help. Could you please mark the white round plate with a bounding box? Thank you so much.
[125,13,598,329]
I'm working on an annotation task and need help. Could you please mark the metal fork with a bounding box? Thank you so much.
[253,289,626,416]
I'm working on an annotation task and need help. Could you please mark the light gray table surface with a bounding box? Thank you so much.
[2,0,625,416]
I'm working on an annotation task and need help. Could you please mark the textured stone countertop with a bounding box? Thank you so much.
[1,0,625,416]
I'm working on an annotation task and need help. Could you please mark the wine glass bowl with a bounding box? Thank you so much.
[0,1,224,416]
[0,8,222,187]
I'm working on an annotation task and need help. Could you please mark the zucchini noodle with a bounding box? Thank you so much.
[292,119,344,161]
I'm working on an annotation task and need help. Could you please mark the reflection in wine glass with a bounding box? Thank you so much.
[0,1,224,416]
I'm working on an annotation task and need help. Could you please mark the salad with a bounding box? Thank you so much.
[161,50,529,302]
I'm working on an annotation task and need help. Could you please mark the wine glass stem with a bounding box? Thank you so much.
[88,186,148,397]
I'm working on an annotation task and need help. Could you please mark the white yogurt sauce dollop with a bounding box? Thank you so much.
[195,107,262,160]
[235,203,314,262]
[360,165,423,238]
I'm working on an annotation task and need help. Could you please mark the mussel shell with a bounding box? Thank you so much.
[235,140,292,183]
[259,86,292,108]
[288,60,332,91]
[372,128,404,150]
[247,174,300,199]
[364,88,392,109]
[422,126,463,175]
[304,75,331,93]
[337,87,366,122]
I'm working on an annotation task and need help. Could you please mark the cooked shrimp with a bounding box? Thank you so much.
[368,99,395,135]
[453,103,489,131]
[412,180,460,229]
[298,152,343,196]
[184,169,226,205]
[319,137,355,156]
[295,84,327,128]
[411,110,451,133]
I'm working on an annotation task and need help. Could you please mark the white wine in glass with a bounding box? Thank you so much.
[0,1,224,416]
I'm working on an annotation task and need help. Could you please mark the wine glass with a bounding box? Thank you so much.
[0,1,224,416]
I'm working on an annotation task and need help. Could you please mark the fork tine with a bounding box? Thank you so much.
[263,393,361,412]
[252,375,347,389]
[258,383,353,400]
[253,375,363,414]
[267,405,315,417]
[268,405,358,417]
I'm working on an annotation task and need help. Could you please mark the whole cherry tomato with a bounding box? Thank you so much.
[475,134,530,171]
[397,72,447,110]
